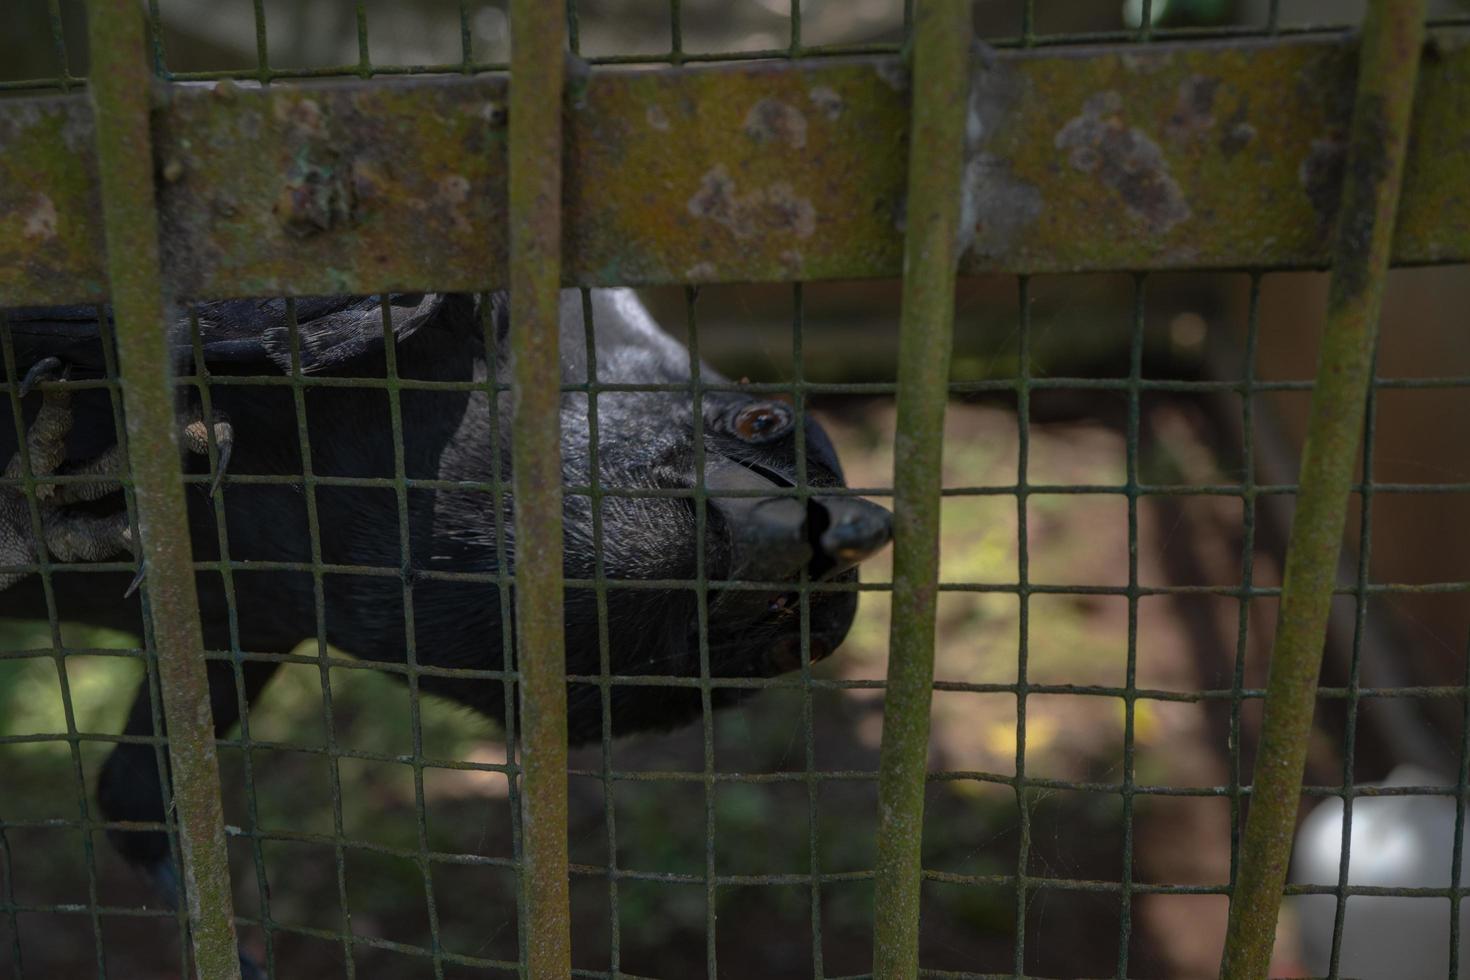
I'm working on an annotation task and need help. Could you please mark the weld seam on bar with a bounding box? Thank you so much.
[1219,1,1428,976]
[870,2,973,976]
[82,1,242,977]
[508,1,573,976]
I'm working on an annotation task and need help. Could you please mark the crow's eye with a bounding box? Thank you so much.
[730,402,793,444]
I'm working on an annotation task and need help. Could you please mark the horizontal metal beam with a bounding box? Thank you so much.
[3,29,1469,305]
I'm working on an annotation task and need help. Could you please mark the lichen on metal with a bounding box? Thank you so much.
[5,29,1470,306]
[83,1,241,978]
[869,3,970,977]
[507,1,573,976]
[1220,2,1428,978]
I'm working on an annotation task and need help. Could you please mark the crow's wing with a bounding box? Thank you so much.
[2,293,446,379]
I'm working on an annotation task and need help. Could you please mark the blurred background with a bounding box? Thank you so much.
[4,2,1470,978]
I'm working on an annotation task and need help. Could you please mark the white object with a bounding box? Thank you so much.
[1291,765,1469,979]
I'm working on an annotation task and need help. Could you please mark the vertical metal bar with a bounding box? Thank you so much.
[870,2,972,976]
[1011,276,1034,977]
[1227,274,1262,901]
[1116,274,1147,977]
[1450,628,1470,978]
[684,287,718,980]
[508,2,571,976]
[579,289,622,975]
[284,300,357,978]
[791,285,825,979]
[0,320,112,976]
[187,314,278,975]
[1219,1,1426,976]
[83,2,241,978]
[378,296,447,978]
[1328,373,1379,978]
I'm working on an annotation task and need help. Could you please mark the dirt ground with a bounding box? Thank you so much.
[1,392,1341,979]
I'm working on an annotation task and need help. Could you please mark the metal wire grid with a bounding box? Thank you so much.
[2,270,1469,977]
[9,0,1470,93]
[0,0,1465,977]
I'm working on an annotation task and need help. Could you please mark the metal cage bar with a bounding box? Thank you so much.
[507,1,573,976]
[1220,0,1429,975]
[870,2,972,975]
[81,1,242,978]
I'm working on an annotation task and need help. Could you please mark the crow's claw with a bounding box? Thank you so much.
[18,355,67,398]
[182,412,234,498]
[0,361,135,592]
[123,562,145,599]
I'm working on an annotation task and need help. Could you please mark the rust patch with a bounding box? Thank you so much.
[687,165,816,239]
[275,96,328,138]
[275,155,356,237]
[22,193,58,241]
[808,86,844,121]
[1056,91,1190,234]
[743,98,807,149]
[272,97,357,237]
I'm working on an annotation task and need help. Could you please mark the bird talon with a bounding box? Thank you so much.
[123,562,145,599]
[18,355,68,398]
[183,412,234,497]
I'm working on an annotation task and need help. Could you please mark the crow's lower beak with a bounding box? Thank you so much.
[702,458,892,582]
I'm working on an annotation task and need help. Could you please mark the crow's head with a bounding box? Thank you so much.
[551,290,892,740]
[694,391,891,676]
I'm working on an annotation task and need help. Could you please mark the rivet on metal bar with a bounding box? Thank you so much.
[508,1,572,976]
[83,1,242,978]
[870,2,973,977]
[1220,1,1428,977]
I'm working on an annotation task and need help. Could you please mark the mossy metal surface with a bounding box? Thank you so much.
[508,1,573,976]
[5,29,1470,306]
[83,1,241,978]
[870,3,970,976]
[1220,1,1428,977]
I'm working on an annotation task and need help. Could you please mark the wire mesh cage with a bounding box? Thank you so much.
[2,1,1470,979]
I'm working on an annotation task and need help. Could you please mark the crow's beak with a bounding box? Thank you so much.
[702,458,892,582]
[809,494,892,579]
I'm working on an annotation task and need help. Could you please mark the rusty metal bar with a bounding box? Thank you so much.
[870,2,971,976]
[507,1,572,976]
[1219,1,1428,977]
[82,1,241,978]
[6,29,1470,307]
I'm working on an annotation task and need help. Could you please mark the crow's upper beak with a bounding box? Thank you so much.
[701,457,892,582]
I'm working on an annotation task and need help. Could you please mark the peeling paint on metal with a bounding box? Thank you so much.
[742,97,807,149]
[1055,91,1191,234]
[687,164,816,239]
[807,85,844,120]
[22,193,58,240]
[875,57,910,92]
[960,154,1043,259]
[1218,99,1257,159]
[1166,74,1221,139]
[5,31,1470,303]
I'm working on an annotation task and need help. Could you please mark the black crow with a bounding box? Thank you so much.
[0,289,891,933]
